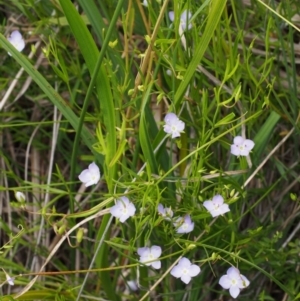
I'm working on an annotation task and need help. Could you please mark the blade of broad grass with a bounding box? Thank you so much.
[174,0,227,108]
[253,111,281,161]
[139,86,159,175]
[77,0,126,80]
[59,0,118,192]
[0,35,104,166]
[59,0,124,211]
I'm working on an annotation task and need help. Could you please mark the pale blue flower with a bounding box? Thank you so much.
[173,215,194,233]
[163,113,185,138]
[137,245,162,269]
[7,30,25,55]
[219,267,250,298]
[203,194,230,217]
[78,162,100,187]
[231,136,255,156]
[110,196,136,223]
[171,257,200,284]
[169,10,193,31]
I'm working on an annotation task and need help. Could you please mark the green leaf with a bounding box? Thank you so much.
[58,0,117,191]
[174,0,227,108]
[253,111,281,160]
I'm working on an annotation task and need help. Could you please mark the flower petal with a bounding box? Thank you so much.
[241,275,250,288]
[151,260,161,269]
[127,203,136,216]
[89,162,99,173]
[164,112,178,124]
[181,274,191,284]
[244,139,255,151]
[168,11,175,22]
[227,267,240,278]
[219,275,231,289]
[220,204,230,215]
[240,149,250,156]
[171,131,180,138]
[189,265,201,277]
[158,204,165,215]
[231,145,241,156]
[176,120,185,132]
[78,170,92,186]
[212,194,224,205]
[178,257,190,267]
[233,136,244,145]
[119,196,129,205]
[119,214,129,223]
[203,200,214,211]
[150,246,162,258]
[137,247,148,256]
[229,286,241,298]
[170,266,182,278]
[181,10,192,23]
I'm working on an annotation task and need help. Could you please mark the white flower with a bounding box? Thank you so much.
[6,274,14,286]
[142,0,148,6]
[7,30,25,55]
[230,136,255,156]
[137,245,162,269]
[127,280,139,291]
[219,267,250,298]
[158,204,173,220]
[169,10,193,31]
[15,191,26,202]
[2,269,14,286]
[170,257,201,284]
[78,162,100,187]
[173,215,194,233]
[203,194,230,217]
[163,113,185,138]
[110,196,136,223]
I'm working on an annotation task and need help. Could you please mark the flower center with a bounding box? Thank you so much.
[213,203,220,210]
[171,125,177,132]
[182,268,188,275]
[231,279,237,286]
[148,254,154,260]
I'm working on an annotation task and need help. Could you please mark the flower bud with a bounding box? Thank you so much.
[15,191,25,202]
[57,224,67,235]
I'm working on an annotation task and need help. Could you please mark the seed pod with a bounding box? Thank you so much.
[76,228,84,244]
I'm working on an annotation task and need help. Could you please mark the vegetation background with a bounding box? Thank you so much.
[0,0,299,300]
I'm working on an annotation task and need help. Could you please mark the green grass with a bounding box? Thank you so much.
[0,0,300,300]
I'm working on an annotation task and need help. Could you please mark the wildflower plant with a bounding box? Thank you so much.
[1,0,298,301]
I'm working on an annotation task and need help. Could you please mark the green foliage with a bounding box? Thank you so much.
[0,0,300,300]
